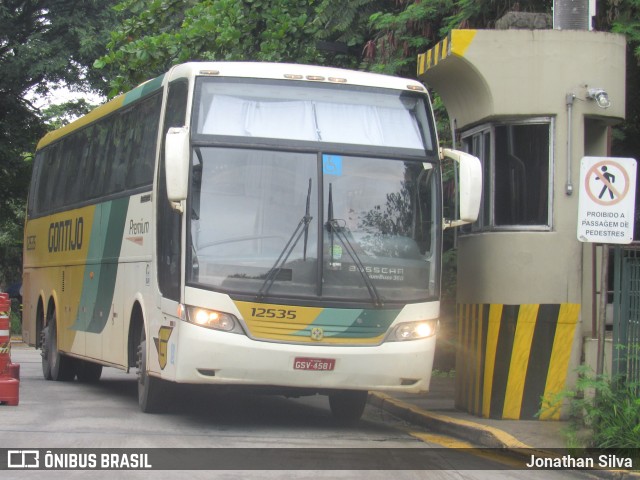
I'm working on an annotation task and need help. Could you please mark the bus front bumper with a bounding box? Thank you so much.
[167,321,436,394]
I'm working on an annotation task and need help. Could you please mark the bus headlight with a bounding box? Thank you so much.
[387,320,438,342]
[186,306,244,334]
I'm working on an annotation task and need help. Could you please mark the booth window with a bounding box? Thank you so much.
[461,119,552,230]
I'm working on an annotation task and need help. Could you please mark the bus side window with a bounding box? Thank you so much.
[127,93,162,189]
[104,113,127,195]
[40,143,62,211]
[65,127,89,206]
[32,149,49,215]
[75,125,95,203]
[91,121,110,199]
[158,80,188,300]
[27,151,43,217]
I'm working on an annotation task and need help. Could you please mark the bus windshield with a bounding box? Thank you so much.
[189,148,439,304]
[188,78,440,305]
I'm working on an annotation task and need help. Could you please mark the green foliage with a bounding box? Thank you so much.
[444,0,552,31]
[365,0,450,76]
[365,0,552,77]
[604,2,640,167]
[608,0,640,54]
[0,1,116,287]
[95,0,562,91]
[1,1,115,98]
[313,0,389,68]
[541,363,640,450]
[441,247,457,301]
[10,309,21,335]
[0,195,28,287]
[96,0,358,95]
[432,93,452,147]
[41,99,97,130]
[96,0,410,95]
[4,0,640,304]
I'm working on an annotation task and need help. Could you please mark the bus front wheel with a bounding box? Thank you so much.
[328,390,368,424]
[137,330,168,413]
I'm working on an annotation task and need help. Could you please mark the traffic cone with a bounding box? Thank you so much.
[0,292,19,406]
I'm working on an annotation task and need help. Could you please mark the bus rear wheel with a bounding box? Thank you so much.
[137,329,168,413]
[328,390,368,424]
[41,311,76,381]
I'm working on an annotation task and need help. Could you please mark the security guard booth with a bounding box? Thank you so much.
[418,28,626,419]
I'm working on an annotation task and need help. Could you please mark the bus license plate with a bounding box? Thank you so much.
[293,357,335,371]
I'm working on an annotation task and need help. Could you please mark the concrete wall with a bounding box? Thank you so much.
[420,28,625,331]
[420,29,625,127]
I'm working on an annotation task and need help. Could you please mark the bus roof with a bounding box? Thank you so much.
[166,62,426,91]
[36,62,427,151]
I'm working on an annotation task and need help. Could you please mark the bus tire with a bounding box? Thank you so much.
[328,390,368,424]
[76,360,103,383]
[42,311,76,382]
[137,330,167,413]
[41,326,52,380]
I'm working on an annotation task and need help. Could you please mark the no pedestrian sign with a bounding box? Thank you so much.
[578,156,637,244]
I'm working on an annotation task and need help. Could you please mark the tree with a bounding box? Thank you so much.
[95,0,390,95]
[0,0,116,286]
[362,0,640,153]
[40,99,97,130]
[603,0,640,159]
[95,0,319,94]
[6,0,640,289]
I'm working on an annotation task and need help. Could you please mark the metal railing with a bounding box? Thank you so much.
[612,244,640,391]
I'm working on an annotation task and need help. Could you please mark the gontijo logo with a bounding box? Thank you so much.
[48,217,84,253]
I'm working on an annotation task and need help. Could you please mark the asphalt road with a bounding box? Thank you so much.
[0,344,591,480]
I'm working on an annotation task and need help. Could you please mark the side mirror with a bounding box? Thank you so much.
[440,148,482,228]
[165,126,190,212]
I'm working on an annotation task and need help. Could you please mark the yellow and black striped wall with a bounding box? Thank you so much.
[455,303,580,420]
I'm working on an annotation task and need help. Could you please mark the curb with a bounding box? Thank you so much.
[369,391,531,449]
[369,392,640,479]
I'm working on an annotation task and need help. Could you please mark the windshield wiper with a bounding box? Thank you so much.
[326,183,384,308]
[257,178,313,301]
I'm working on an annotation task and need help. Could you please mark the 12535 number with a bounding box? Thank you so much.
[250,307,297,320]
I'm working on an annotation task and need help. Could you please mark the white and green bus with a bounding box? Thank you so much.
[23,62,481,421]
